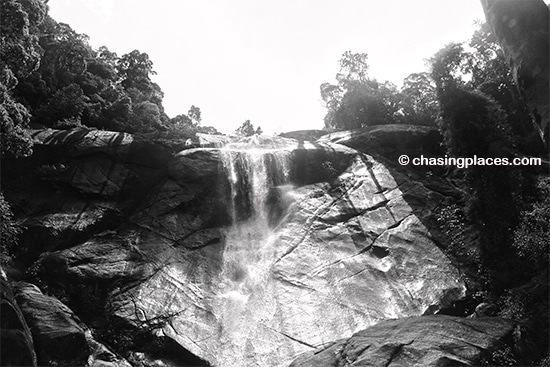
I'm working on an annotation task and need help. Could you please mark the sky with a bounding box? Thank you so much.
[47,0,486,134]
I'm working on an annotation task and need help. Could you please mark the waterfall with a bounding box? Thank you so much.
[219,142,292,294]
[211,138,294,364]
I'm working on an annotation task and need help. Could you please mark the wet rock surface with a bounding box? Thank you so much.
[3,126,479,366]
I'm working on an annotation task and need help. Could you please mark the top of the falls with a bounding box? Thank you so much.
[199,133,316,150]
[177,134,331,157]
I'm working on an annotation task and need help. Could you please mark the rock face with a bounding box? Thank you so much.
[4,127,471,367]
[289,315,517,367]
[480,0,550,143]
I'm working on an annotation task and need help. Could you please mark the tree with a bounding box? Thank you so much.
[398,72,438,126]
[321,51,400,130]
[170,105,201,127]
[235,120,262,136]
[187,105,201,125]
[116,50,169,132]
[168,105,220,136]
[116,50,156,90]
[336,51,369,88]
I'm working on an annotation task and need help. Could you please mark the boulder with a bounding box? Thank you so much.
[289,315,517,367]
[0,279,37,366]
[14,282,90,366]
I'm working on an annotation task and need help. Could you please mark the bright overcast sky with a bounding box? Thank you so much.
[48,0,485,134]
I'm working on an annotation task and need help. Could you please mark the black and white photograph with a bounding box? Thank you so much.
[1,0,549,366]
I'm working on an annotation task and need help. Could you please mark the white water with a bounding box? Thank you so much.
[211,141,294,365]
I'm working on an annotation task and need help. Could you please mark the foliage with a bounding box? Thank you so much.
[235,119,262,136]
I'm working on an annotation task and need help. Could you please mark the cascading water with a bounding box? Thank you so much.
[211,137,294,365]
